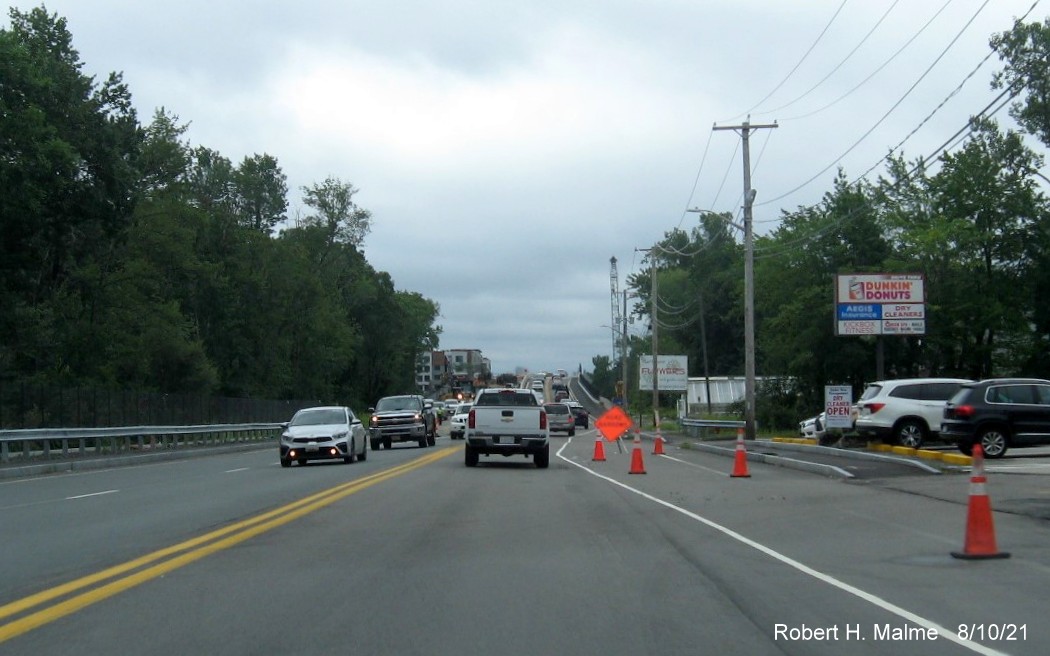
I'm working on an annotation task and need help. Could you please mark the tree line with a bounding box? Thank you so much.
[0,6,441,410]
[591,16,1050,428]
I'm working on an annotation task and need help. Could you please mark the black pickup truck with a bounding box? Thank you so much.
[368,394,436,450]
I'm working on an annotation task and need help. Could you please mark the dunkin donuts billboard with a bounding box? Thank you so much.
[835,274,925,336]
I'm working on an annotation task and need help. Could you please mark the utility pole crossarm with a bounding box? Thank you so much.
[712,121,779,132]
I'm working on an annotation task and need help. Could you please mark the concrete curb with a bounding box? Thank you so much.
[753,439,943,474]
[683,440,856,479]
[638,430,945,478]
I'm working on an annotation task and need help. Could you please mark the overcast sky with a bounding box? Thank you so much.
[10,0,1046,376]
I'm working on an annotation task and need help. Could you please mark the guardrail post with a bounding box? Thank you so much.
[1,440,8,463]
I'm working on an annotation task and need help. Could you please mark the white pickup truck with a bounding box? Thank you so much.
[464,387,550,468]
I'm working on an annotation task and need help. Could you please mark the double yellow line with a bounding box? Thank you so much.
[0,446,458,643]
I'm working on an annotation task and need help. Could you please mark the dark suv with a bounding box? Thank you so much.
[941,378,1050,458]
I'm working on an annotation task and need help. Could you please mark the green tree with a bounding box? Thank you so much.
[301,176,373,252]
[234,153,287,233]
[992,17,1050,146]
[992,18,1050,373]
[923,120,1044,377]
[1,6,141,383]
[589,355,616,399]
[757,171,887,409]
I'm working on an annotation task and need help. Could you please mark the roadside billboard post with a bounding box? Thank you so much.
[639,355,688,434]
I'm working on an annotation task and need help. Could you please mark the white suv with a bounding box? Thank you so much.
[854,378,972,448]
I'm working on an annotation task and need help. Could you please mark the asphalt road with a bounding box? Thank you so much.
[2,424,1048,655]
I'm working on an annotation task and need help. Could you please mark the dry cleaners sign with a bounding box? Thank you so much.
[835,274,926,336]
[639,355,688,391]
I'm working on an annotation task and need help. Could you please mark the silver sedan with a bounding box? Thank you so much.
[279,406,368,467]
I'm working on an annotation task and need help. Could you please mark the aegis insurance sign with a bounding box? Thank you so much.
[835,274,926,336]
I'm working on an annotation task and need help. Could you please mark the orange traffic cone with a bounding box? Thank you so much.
[951,444,1009,560]
[730,429,751,478]
[592,433,606,462]
[629,429,646,474]
[652,433,665,455]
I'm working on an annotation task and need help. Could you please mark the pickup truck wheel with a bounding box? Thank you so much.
[418,436,427,448]
[427,433,436,447]
[535,445,550,469]
[383,437,392,450]
[465,444,479,467]
[370,437,380,451]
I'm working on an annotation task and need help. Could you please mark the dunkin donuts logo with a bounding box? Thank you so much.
[847,278,918,302]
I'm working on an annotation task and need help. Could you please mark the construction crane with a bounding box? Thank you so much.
[610,256,621,363]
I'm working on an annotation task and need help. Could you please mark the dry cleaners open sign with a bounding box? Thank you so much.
[824,385,854,429]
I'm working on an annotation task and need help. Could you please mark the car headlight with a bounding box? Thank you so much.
[334,431,348,441]
[281,433,292,442]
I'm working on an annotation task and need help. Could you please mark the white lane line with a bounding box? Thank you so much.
[66,490,118,500]
[225,468,249,473]
[659,453,733,476]
[556,437,1009,656]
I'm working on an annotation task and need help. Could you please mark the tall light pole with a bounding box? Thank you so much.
[622,289,631,409]
[713,118,777,440]
[687,208,740,416]
[635,247,659,429]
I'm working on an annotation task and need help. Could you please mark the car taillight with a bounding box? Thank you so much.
[540,411,547,430]
[468,409,475,429]
[951,405,975,419]
[865,402,885,414]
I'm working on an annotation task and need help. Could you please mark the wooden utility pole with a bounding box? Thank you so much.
[713,118,777,440]
[651,252,660,430]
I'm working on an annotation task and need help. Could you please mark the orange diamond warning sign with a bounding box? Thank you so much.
[596,406,632,441]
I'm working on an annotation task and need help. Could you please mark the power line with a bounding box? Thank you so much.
[675,129,716,231]
[853,0,1041,181]
[751,87,1019,260]
[725,0,851,121]
[757,0,994,209]
[757,0,902,117]
[782,0,957,122]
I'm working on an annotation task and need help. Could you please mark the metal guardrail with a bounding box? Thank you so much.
[680,418,745,428]
[679,417,745,438]
[0,424,281,464]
